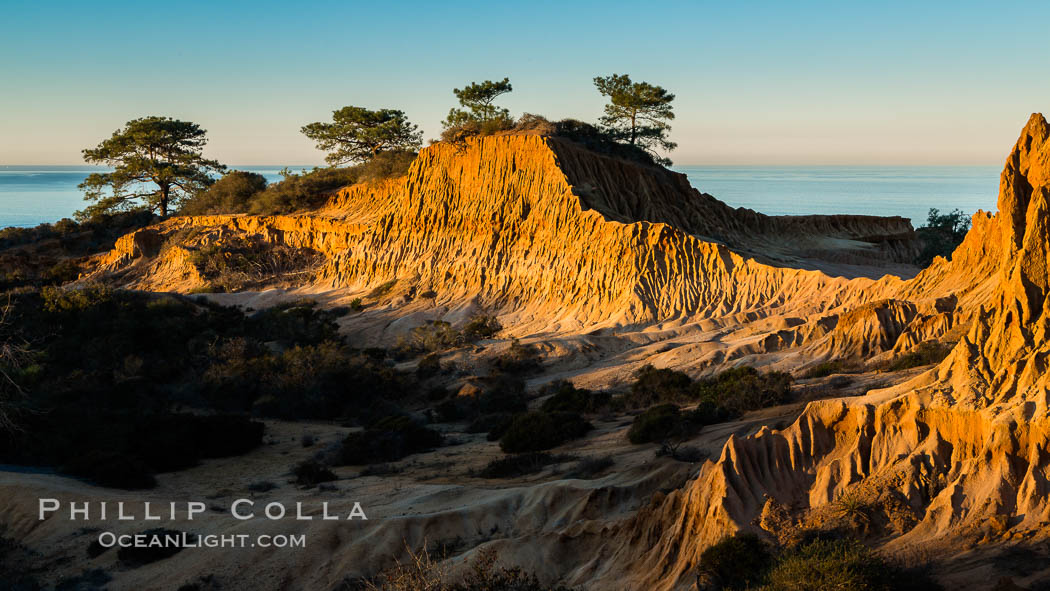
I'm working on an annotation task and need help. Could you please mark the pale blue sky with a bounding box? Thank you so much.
[1,0,1047,165]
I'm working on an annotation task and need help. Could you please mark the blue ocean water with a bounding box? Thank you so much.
[674,165,1001,226]
[0,166,306,229]
[0,165,1002,230]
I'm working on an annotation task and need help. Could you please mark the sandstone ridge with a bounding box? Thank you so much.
[577,113,1050,590]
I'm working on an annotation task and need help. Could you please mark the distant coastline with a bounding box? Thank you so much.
[0,164,999,230]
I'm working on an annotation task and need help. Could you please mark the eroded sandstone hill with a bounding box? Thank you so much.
[556,113,1050,590]
[91,132,925,333]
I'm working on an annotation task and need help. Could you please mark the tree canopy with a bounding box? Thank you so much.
[593,74,676,164]
[301,106,422,166]
[443,78,513,128]
[78,116,225,219]
[915,208,971,266]
[179,170,268,216]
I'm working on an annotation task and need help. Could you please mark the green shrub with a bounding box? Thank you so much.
[133,414,264,472]
[178,170,267,215]
[697,532,773,590]
[491,339,542,374]
[241,154,414,215]
[247,299,341,344]
[539,380,610,413]
[627,404,686,444]
[338,416,443,465]
[759,538,925,591]
[363,546,576,591]
[692,366,793,415]
[887,341,953,371]
[630,364,693,406]
[803,360,850,379]
[466,413,518,441]
[462,315,502,340]
[186,236,322,292]
[293,460,337,487]
[417,353,442,377]
[62,450,157,489]
[394,315,503,358]
[479,384,528,416]
[478,452,574,478]
[499,411,592,453]
[0,288,419,485]
[914,208,970,267]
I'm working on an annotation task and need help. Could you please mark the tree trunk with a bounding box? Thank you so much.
[159,185,170,217]
[630,112,638,146]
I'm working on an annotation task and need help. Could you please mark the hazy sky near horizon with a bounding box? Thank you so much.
[2,0,1048,166]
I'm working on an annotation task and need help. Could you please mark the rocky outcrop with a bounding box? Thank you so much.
[92,134,921,338]
[589,114,1050,591]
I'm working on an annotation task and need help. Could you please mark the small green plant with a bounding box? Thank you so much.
[759,538,937,591]
[887,341,953,371]
[478,452,575,478]
[491,339,541,374]
[369,279,398,298]
[697,532,774,590]
[417,353,442,377]
[915,208,971,266]
[629,364,693,406]
[540,380,611,413]
[803,359,851,379]
[628,404,686,445]
[293,459,337,487]
[462,314,502,341]
[499,412,592,453]
[830,490,872,530]
[338,416,443,465]
[348,298,364,311]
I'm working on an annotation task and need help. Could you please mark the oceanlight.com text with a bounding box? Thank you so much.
[97,531,306,549]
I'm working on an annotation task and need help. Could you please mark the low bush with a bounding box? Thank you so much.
[51,413,264,489]
[630,365,693,406]
[179,153,416,216]
[478,452,574,478]
[417,353,442,377]
[759,538,943,591]
[338,416,443,465]
[803,359,851,379]
[499,411,592,453]
[491,339,542,374]
[914,208,970,267]
[293,460,337,487]
[187,236,323,292]
[362,546,576,591]
[540,380,611,413]
[697,532,774,590]
[628,404,688,445]
[0,288,419,487]
[627,365,793,416]
[461,315,502,341]
[178,170,267,215]
[62,450,157,489]
[395,315,503,358]
[692,366,793,415]
[886,341,953,371]
[466,413,517,441]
